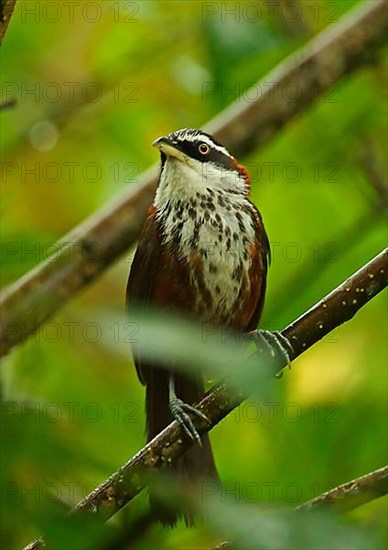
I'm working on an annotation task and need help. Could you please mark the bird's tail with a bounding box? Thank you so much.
[145,367,219,526]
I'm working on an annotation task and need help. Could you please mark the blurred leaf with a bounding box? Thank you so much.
[202,499,380,550]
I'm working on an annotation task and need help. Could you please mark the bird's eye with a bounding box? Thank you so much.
[198,143,210,155]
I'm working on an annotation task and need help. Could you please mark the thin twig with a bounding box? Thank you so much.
[1,0,387,358]
[296,465,388,513]
[23,249,388,550]
[0,97,17,110]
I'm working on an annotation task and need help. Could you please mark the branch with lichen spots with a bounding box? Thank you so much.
[296,465,388,513]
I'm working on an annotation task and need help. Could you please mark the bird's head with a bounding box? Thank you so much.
[153,128,251,198]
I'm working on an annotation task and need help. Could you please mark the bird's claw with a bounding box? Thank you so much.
[169,397,209,446]
[251,329,294,372]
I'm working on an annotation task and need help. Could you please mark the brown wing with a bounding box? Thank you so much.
[126,208,163,385]
[126,207,194,384]
[126,208,161,308]
[244,207,271,332]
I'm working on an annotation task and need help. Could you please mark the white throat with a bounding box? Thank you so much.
[154,157,247,209]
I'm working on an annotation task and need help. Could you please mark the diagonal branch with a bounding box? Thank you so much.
[23,249,388,550]
[276,248,388,361]
[296,465,388,513]
[1,0,387,358]
[0,0,17,44]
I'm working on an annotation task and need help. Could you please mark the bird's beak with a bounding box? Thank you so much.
[152,136,188,163]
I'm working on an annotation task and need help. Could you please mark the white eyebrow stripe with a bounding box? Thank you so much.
[197,135,231,157]
[175,130,232,158]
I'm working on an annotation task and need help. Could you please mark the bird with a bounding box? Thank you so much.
[126,128,271,525]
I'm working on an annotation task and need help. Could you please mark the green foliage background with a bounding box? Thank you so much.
[1,1,387,548]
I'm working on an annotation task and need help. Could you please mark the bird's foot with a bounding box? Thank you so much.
[251,330,294,376]
[169,396,209,446]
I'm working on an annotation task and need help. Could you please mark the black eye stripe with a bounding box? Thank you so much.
[163,129,237,170]
[171,139,235,170]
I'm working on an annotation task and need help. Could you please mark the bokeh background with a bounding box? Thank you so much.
[1,1,387,548]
